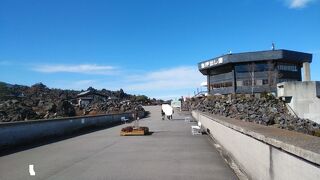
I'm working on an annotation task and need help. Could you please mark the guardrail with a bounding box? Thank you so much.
[0,111,145,150]
[192,110,320,180]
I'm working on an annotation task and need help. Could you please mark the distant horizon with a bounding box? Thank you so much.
[1,0,319,99]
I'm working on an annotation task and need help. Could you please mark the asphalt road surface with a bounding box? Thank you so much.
[0,106,237,180]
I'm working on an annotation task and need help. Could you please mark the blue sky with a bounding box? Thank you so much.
[0,0,319,99]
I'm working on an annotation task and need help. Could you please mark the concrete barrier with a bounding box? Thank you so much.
[192,111,320,180]
[0,111,145,149]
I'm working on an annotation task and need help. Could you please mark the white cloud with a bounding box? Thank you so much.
[32,64,116,75]
[124,66,205,92]
[46,79,100,91]
[34,65,206,100]
[73,80,97,86]
[283,0,316,8]
[64,80,96,90]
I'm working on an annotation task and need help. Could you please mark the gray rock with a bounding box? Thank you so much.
[186,95,320,137]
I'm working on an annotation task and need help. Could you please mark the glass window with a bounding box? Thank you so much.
[210,82,233,89]
[243,80,251,86]
[235,63,270,73]
[255,63,268,71]
[256,79,263,86]
[263,79,269,85]
[242,80,260,86]
[235,64,248,73]
[237,81,243,86]
[277,63,297,72]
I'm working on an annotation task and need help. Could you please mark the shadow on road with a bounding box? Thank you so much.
[0,123,122,157]
[144,111,151,118]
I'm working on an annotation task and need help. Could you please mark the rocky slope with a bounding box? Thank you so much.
[185,95,320,136]
[0,82,156,122]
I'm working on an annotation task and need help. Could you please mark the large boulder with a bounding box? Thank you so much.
[56,101,75,117]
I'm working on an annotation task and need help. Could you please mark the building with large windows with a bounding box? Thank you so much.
[198,49,312,95]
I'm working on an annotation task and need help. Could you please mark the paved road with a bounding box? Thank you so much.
[0,106,237,180]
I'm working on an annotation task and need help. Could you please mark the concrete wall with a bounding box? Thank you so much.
[192,111,320,180]
[0,111,145,149]
[277,81,320,123]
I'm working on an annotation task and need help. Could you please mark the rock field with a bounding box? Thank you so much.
[0,82,156,122]
[186,95,320,137]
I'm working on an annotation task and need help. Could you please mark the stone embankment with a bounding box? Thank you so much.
[186,95,320,136]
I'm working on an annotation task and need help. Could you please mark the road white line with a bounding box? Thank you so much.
[29,164,35,176]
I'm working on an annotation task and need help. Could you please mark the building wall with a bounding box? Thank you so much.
[277,81,320,123]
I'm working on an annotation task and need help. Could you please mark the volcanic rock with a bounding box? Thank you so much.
[0,82,158,122]
[185,95,320,137]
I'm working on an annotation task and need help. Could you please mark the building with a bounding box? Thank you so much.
[277,81,320,123]
[198,49,312,95]
[77,90,108,107]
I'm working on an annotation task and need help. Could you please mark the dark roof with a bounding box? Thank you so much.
[198,49,312,75]
[76,90,108,98]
